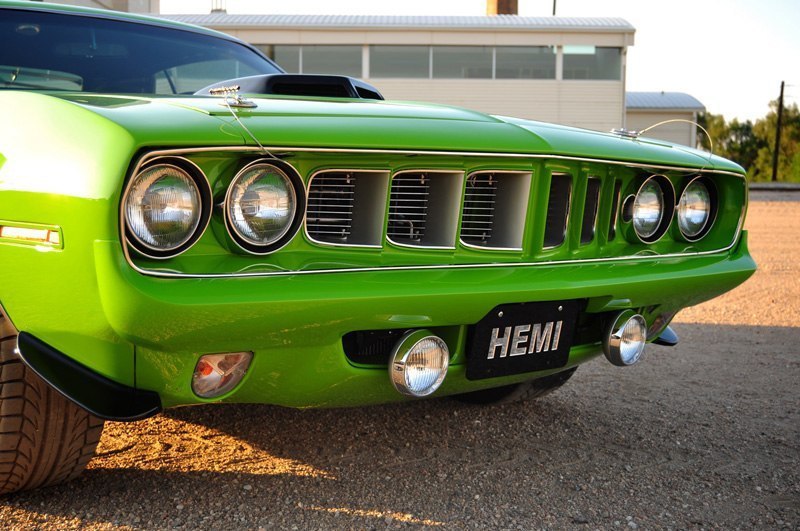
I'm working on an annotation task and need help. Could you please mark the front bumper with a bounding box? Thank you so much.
[80,231,755,410]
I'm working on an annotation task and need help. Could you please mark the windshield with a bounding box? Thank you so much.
[0,9,282,94]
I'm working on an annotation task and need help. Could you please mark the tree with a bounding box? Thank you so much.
[697,100,800,182]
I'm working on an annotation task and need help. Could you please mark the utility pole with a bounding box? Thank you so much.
[772,80,785,182]
[553,0,557,16]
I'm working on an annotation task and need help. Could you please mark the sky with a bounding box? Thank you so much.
[160,0,800,122]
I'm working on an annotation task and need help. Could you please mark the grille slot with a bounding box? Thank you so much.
[461,173,498,245]
[387,173,430,243]
[387,171,463,248]
[306,173,355,243]
[305,170,390,246]
[580,178,602,244]
[461,171,531,250]
[608,180,621,241]
[543,173,572,248]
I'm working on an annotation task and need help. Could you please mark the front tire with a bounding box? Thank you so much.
[454,367,577,405]
[0,331,104,495]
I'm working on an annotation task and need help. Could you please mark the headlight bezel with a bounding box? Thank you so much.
[123,156,212,260]
[675,175,718,242]
[625,174,676,244]
[223,158,306,255]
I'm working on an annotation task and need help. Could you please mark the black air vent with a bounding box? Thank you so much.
[608,180,621,241]
[580,179,601,244]
[387,173,430,244]
[306,172,356,244]
[544,173,572,248]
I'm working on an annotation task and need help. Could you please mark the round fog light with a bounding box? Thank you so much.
[604,312,647,366]
[192,352,253,398]
[390,330,449,397]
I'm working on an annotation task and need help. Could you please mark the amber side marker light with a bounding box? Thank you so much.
[192,352,253,398]
[0,223,62,248]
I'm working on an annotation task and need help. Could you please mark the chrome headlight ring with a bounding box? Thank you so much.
[223,159,306,255]
[123,157,212,260]
[676,176,718,242]
[625,174,676,244]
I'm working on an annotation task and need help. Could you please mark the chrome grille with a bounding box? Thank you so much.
[387,172,431,244]
[461,173,498,246]
[306,172,356,244]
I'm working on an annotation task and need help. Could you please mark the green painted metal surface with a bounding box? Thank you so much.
[0,24,755,409]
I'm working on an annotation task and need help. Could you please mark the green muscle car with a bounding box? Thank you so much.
[0,1,755,494]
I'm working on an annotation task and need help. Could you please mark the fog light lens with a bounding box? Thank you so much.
[390,330,449,397]
[192,352,253,398]
[604,312,647,366]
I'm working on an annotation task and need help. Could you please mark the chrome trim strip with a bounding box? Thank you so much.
[303,168,389,249]
[123,243,744,279]
[120,146,747,279]
[127,146,746,178]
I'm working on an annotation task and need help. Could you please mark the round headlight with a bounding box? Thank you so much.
[226,162,299,252]
[125,162,206,257]
[632,180,663,239]
[631,175,675,243]
[677,178,713,240]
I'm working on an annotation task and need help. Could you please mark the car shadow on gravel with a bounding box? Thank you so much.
[2,323,798,529]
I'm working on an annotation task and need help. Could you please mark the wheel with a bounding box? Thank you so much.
[0,328,104,495]
[454,367,578,405]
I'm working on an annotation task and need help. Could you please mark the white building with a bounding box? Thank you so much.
[626,92,706,148]
[163,14,635,133]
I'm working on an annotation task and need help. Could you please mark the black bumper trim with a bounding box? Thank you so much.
[16,332,162,422]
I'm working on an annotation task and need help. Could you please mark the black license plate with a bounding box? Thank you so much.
[466,300,581,380]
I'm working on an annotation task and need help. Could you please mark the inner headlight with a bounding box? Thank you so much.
[632,180,663,239]
[225,162,299,253]
[677,178,713,240]
[124,162,206,257]
[631,175,675,243]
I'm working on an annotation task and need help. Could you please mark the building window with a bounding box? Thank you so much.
[432,46,492,79]
[495,46,556,79]
[562,46,621,80]
[369,46,430,78]
[302,45,362,77]
[274,45,301,73]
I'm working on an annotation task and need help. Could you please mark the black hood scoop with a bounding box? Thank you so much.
[196,74,384,100]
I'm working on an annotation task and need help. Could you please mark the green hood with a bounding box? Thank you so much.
[55,93,744,174]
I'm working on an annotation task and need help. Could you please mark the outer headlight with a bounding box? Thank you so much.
[677,177,715,241]
[631,175,675,243]
[225,161,302,253]
[124,160,210,258]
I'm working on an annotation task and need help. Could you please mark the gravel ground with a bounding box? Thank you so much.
[1,196,798,530]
